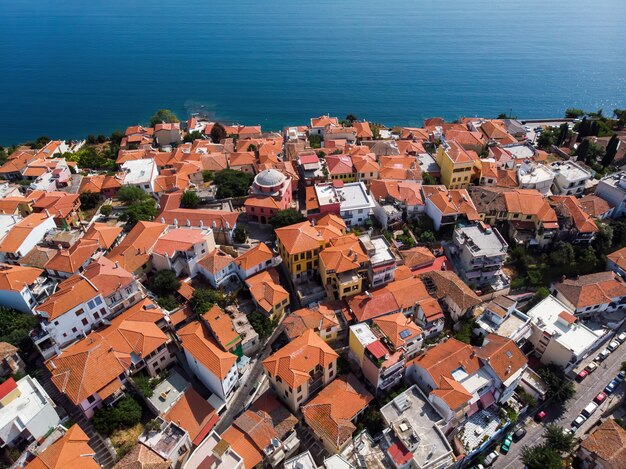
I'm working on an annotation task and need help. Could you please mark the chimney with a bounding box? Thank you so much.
[113,261,119,269]
[44,209,50,217]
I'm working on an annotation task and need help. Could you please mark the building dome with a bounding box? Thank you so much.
[255,169,286,188]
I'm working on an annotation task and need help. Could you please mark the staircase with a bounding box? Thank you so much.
[38,367,117,468]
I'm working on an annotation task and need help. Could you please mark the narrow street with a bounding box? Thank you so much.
[497,340,626,468]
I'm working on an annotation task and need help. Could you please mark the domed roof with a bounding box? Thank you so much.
[255,168,286,187]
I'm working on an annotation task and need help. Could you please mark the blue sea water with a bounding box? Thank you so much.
[0,0,625,145]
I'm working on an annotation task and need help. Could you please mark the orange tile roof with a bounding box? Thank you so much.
[400,127,429,140]
[311,115,339,128]
[0,196,31,215]
[0,263,43,292]
[422,185,480,221]
[549,196,599,234]
[178,321,238,380]
[83,223,123,250]
[317,213,347,232]
[197,248,235,275]
[352,122,374,139]
[480,121,517,144]
[228,152,256,168]
[302,375,373,449]
[442,140,478,164]
[32,192,80,219]
[113,442,168,469]
[400,247,436,270]
[325,154,354,175]
[44,239,100,274]
[320,235,367,274]
[37,275,100,320]
[431,376,473,410]
[0,212,54,253]
[445,130,486,148]
[164,387,217,443]
[475,333,527,382]
[373,313,422,348]
[106,221,168,273]
[153,228,206,256]
[245,268,289,313]
[232,410,277,453]
[25,424,99,469]
[480,162,518,187]
[234,243,273,272]
[203,305,241,351]
[220,426,263,469]
[244,195,282,210]
[283,302,343,340]
[262,329,338,389]
[420,270,481,311]
[502,189,558,224]
[79,174,122,194]
[370,180,424,206]
[396,140,427,154]
[552,271,626,309]
[409,338,480,385]
[275,221,326,255]
[352,156,379,174]
[579,194,612,218]
[82,256,135,297]
[580,419,626,467]
[608,246,626,272]
[419,297,445,322]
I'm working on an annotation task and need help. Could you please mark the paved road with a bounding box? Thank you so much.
[496,340,626,468]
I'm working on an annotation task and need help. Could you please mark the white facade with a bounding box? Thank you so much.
[0,376,60,448]
[152,230,216,277]
[517,162,555,195]
[337,182,375,227]
[549,161,592,196]
[197,259,238,289]
[595,171,626,218]
[0,216,56,262]
[183,348,238,402]
[121,159,158,193]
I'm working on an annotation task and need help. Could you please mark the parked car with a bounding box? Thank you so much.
[594,392,608,404]
[582,402,599,418]
[500,434,513,454]
[512,428,527,442]
[608,340,620,352]
[605,379,619,395]
[585,362,598,373]
[484,451,499,466]
[598,349,611,361]
[576,370,589,382]
[572,414,586,428]
[617,371,626,382]
[535,411,547,422]
[617,332,626,343]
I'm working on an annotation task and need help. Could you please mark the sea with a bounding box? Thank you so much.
[0,0,625,145]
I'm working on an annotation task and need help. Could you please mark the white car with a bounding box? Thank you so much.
[617,332,626,343]
[484,451,499,466]
[598,349,611,361]
[608,340,620,351]
[572,414,586,428]
[582,402,599,418]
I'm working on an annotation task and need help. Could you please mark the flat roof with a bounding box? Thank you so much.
[147,369,190,415]
[518,164,554,183]
[0,376,56,440]
[350,323,377,347]
[503,144,534,159]
[550,161,591,181]
[337,182,374,211]
[417,153,440,174]
[285,450,317,469]
[359,234,394,266]
[122,158,156,184]
[380,386,454,469]
[455,224,507,256]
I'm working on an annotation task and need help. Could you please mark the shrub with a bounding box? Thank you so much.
[133,375,159,398]
[79,191,100,210]
[233,226,248,244]
[117,185,149,204]
[148,270,181,297]
[269,209,306,229]
[0,307,37,349]
[181,190,200,209]
[213,169,254,199]
[100,205,113,216]
[149,109,179,127]
[92,396,142,436]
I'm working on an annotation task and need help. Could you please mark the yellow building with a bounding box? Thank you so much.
[436,140,478,189]
[275,215,345,283]
[319,234,367,300]
[245,268,290,320]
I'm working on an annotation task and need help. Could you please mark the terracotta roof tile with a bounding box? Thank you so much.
[83,223,123,250]
[197,248,235,275]
[25,425,99,469]
[580,419,626,467]
[203,305,241,351]
[164,387,217,444]
[245,268,289,313]
[0,263,43,292]
[44,239,100,274]
[552,271,626,309]
[178,321,238,380]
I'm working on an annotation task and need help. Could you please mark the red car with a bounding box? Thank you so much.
[576,370,589,381]
[594,392,607,404]
[535,411,547,422]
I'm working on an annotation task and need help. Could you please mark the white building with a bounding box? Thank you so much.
[178,321,239,403]
[595,171,626,217]
[314,182,376,227]
[526,295,601,370]
[0,264,51,313]
[474,296,532,345]
[358,234,396,288]
[196,248,238,289]
[121,158,159,193]
[0,376,60,449]
[0,213,56,263]
[517,161,555,195]
[184,431,244,469]
[152,227,216,277]
[549,161,593,196]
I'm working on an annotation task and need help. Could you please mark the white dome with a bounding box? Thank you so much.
[255,169,286,187]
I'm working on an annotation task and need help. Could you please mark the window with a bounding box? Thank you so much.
[71,327,77,333]
[95,297,102,306]
[87,395,96,404]
[276,376,282,384]
[87,300,95,309]
[94,312,100,319]
[81,318,88,326]
[53,321,59,326]
[75,309,85,317]
[329,370,334,378]
[63,333,67,338]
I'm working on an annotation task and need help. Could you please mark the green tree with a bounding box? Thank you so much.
[556,123,570,146]
[157,295,179,311]
[565,108,585,118]
[181,191,200,209]
[543,424,576,454]
[233,226,248,244]
[422,173,437,185]
[202,170,214,182]
[594,221,613,255]
[73,146,116,170]
[520,443,562,469]
[576,139,590,163]
[117,185,149,204]
[183,131,204,143]
[269,209,306,229]
[191,288,229,313]
[79,191,100,210]
[148,270,181,297]
[149,109,179,127]
[0,307,38,349]
[420,231,436,244]
[110,130,124,146]
[356,407,385,436]
[549,242,575,270]
[119,199,157,227]
[92,396,142,436]
[578,245,599,274]
[213,169,254,199]
[537,127,557,149]
[248,311,277,339]
[586,140,605,165]
[210,123,227,144]
[345,114,358,123]
[602,134,619,167]
[0,146,7,165]
[309,134,322,149]
[538,364,575,403]
[100,205,113,217]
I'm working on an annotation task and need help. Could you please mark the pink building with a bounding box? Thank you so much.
[245,169,293,224]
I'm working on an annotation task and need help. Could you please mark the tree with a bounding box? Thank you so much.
[148,270,181,297]
[556,123,569,146]
[420,231,436,244]
[0,146,8,166]
[537,127,557,149]
[248,311,276,339]
[73,146,116,170]
[92,396,142,436]
[157,295,178,311]
[149,109,179,127]
[191,288,229,313]
[210,122,227,143]
[520,443,562,469]
[269,209,306,229]
[538,364,575,403]
[565,108,585,118]
[578,245,599,274]
[117,185,149,204]
[233,226,248,244]
[549,241,575,270]
[576,139,590,163]
[183,131,204,143]
[202,170,214,182]
[586,140,605,165]
[528,287,550,307]
[79,191,100,210]
[602,134,619,167]
[181,191,200,209]
[0,307,37,349]
[543,424,576,454]
[309,134,322,149]
[213,169,254,199]
[100,205,113,217]
[119,199,157,227]
[345,114,358,124]
[110,130,124,146]
[594,221,613,255]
